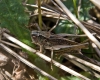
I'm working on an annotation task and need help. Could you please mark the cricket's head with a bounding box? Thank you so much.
[31,30,49,44]
[31,30,40,37]
[31,30,50,38]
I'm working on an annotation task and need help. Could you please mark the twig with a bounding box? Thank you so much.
[25,4,55,13]
[89,0,100,9]
[78,0,82,17]
[25,4,69,20]
[1,40,21,49]
[50,0,64,13]
[54,0,100,49]
[63,54,100,73]
[3,32,90,80]
[0,43,57,80]
[49,14,61,32]
[56,33,96,37]
[66,57,100,78]
[92,43,100,57]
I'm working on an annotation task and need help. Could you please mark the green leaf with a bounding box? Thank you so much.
[60,76,81,80]
[38,76,49,80]
[54,20,78,34]
[0,0,33,47]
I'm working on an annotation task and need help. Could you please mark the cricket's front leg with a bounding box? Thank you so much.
[39,44,46,54]
[39,45,43,53]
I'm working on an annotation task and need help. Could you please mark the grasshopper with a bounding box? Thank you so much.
[31,30,88,55]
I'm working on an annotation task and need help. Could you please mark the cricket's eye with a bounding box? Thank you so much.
[37,32,40,36]
[31,31,38,36]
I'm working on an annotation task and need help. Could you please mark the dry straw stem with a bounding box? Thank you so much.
[63,54,100,73]
[2,32,90,80]
[90,0,100,9]
[54,0,100,49]
[92,43,100,57]
[25,4,55,13]
[0,43,57,80]
[65,57,100,78]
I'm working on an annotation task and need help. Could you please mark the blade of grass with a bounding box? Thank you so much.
[38,0,42,29]
[73,0,78,18]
